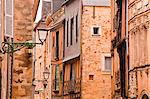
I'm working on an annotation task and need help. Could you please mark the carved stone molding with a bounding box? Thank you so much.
[128,72,137,98]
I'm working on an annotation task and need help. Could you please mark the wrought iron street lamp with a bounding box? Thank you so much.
[43,67,50,80]
[1,28,49,54]
[37,28,49,45]
[43,67,50,88]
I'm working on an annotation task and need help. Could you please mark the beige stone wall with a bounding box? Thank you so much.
[128,0,150,98]
[81,6,112,99]
[12,0,33,99]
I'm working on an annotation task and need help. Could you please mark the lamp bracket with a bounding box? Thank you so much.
[1,42,42,53]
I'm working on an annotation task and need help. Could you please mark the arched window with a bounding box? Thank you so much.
[142,94,149,99]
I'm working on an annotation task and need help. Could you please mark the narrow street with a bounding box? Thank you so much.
[0,0,150,99]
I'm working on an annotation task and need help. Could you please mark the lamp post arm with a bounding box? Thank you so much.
[1,42,42,53]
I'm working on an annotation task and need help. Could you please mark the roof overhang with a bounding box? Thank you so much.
[62,0,74,6]
[33,0,40,21]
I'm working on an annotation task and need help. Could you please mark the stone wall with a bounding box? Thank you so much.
[12,0,33,99]
[81,6,112,99]
[128,0,150,98]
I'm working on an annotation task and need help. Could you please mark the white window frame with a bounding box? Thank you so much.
[91,25,101,36]
[5,0,14,38]
[101,53,111,73]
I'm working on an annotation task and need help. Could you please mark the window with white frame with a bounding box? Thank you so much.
[91,26,101,36]
[102,54,111,72]
[104,57,111,71]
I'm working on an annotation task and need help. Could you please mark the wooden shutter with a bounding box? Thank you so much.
[5,0,13,37]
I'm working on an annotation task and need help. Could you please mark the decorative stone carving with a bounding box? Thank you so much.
[128,72,137,98]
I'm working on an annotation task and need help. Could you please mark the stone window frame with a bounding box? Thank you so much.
[101,53,112,74]
[91,25,102,36]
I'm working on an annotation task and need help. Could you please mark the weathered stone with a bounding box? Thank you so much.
[12,0,33,99]
[81,6,112,99]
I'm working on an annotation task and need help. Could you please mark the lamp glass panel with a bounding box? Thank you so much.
[38,30,47,42]
[44,72,49,80]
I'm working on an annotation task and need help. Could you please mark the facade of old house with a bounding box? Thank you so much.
[111,0,128,98]
[33,22,51,99]
[0,0,14,98]
[12,0,34,99]
[112,0,150,98]
[45,0,112,98]
[128,0,150,98]
[63,0,81,98]
[50,6,65,99]
[0,0,34,99]
[32,0,52,99]
[81,0,112,99]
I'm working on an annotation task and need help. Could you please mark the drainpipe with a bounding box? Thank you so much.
[125,0,129,98]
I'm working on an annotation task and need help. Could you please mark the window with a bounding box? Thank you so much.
[76,15,78,42]
[5,0,13,37]
[52,36,55,47]
[70,18,74,45]
[55,65,59,90]
[55,31,59,59]
[70,63,75,80]
[63,21,65,57]
[67,20,69,47]
[92,26,101,35]
[93,27,99,34]
[104,57,111,71]
[89,75,94,80]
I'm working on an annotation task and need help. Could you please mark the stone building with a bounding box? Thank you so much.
[128,0,150,98]
[81,0,112,99]
[62,0,81,98]
[111,0,150,98]
[0,0,34,99]
[32,0,52,99]
[12,0,34,99]
[0,0,14,98]
[48,1,65,99]
[111,0,128,98]
[43,0,112,98]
